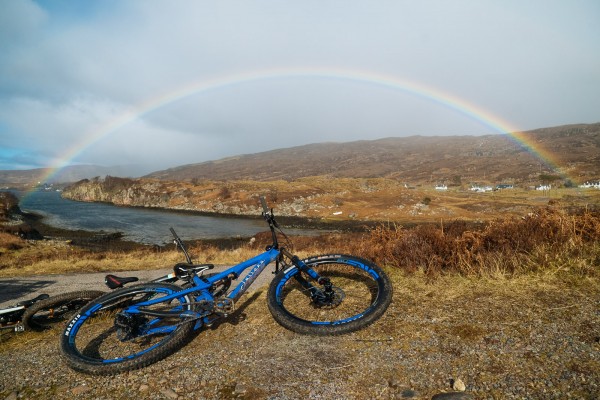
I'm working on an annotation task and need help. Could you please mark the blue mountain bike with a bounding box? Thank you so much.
[60,196,393,375]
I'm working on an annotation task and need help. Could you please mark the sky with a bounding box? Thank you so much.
[1,0,599,174]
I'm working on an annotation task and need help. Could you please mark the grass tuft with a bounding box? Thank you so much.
[350,205,600,278]
[0,205,598,280]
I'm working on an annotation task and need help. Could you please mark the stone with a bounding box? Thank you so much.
[160,388,179,399]
[234,383,248,394]
[452,378,466,392]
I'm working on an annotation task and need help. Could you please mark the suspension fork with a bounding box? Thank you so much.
[280,249,333,299]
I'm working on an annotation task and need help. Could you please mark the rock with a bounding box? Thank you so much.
[452,378,466,391]
[160,388,179,399]
[234,383,248,394]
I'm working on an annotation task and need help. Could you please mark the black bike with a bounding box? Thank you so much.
[1,290,104,334]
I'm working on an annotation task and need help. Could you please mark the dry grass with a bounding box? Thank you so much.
[63,175,600,223]
[350,205,600,278]
[1,205,598,281]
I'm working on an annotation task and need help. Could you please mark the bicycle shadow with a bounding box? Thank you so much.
[0,279,56,306]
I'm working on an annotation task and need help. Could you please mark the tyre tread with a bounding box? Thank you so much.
[267,254,393,335]
[59,283,195,375]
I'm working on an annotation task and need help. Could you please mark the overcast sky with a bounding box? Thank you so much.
[1,0,599,173]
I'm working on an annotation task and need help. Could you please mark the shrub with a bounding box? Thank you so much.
[351,206,600,277]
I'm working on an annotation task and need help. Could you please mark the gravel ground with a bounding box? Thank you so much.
[1,269,599,400]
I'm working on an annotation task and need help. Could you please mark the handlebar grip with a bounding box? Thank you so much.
[169,227,178,238]
[259,196,269,214]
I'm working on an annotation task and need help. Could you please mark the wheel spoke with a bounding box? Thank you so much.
[60,283,196,374]
[268,255,392,335]
[280,263,378,323]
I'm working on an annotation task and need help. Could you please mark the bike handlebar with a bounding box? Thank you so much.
[259,195,280,248]
[259,195,269,215]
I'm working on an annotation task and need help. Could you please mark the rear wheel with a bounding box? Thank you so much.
[59,283,195,375]
[22,290,105,331]
[267,254,393,335]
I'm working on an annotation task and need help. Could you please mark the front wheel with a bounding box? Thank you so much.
[22,290,105,331]
[267,254,393,335]
[59,283,195,375]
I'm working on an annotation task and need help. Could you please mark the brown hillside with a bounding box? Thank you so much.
[145,123,600,185]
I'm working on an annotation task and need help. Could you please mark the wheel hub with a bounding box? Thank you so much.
[312,286,345,308]
[114,312,145,341]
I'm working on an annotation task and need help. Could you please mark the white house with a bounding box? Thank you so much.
[470,185,493,192]
[579,181,600,189]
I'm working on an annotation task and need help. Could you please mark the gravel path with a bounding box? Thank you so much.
[1,270,599,399]
[0,265,273,309]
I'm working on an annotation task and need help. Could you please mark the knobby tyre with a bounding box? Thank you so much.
[59,283,195,375]
[22,290,105,331]
[267,254,393,335]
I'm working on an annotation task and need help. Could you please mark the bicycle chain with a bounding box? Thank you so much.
[115,298,230,341]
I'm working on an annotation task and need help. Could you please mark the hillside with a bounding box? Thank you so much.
[145,123,600,185]
[0,165,146,188]
[3,123,599,189]
[59,123,600,224]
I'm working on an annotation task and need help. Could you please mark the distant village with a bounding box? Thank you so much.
[427,180,600,192]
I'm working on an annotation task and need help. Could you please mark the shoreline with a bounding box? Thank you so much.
[60,196,380,232]
[19,210,148,251]
[13,191,380,247]
[12,206,371,253]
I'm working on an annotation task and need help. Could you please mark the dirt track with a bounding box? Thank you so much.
[1,268,599,399]
[0,265,273,309]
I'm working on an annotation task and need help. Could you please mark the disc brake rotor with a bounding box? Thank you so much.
[313,286,345,308]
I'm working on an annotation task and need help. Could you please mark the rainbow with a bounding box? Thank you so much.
[39,67,565,183]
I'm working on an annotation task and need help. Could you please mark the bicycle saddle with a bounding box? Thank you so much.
[104,274,139,290]
[16,293,50,307]
[173,263,214,279]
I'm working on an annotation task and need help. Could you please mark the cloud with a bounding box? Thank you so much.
[1,0,599,172]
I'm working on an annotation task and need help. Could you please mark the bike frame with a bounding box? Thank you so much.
[0,305,26,331]
[112,197,327,335]
[1,294,50,331]
[121,247,282,332]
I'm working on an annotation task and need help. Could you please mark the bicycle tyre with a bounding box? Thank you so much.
[267,254,393,335]
[59,282,195,375]
[22,290,105,331]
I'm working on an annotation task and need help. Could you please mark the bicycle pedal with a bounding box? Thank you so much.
[14,324,25,333]
[213,298,235,315]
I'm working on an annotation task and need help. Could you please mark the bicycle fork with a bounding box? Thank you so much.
[281,250,342,307]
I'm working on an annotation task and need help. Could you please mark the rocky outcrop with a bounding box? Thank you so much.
[62,176,266,216]
[0,191,21,221]
[0,191,43,239]
[61,176,354,219]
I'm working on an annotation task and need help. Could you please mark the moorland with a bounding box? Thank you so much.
[1,123,599,398]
